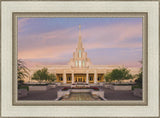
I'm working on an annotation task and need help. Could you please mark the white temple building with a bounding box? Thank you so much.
[28,25,139,84]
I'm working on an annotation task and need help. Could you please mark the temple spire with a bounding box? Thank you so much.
[78,24,83,49]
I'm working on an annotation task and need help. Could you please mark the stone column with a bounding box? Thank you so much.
[63,70,66,84]
[86,71,89,84]
[72,72,74,84]
[94,70,97,84]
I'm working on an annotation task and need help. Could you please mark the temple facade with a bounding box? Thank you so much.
[45,25,122,84]
[26,25,141,84]
[26,25,139,84]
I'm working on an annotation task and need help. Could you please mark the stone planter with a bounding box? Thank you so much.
[104,84,113,89]
[71,89,91,93]
[76,85,85,87]
[18,89,28,98]
[112,85,132,91]
[71,85,76,88]
[91,90,104,98]
[48,84,56,88]
[57,88,106,100]
[89,84,97,86]
[133,88,142,97]
[56,82,61,86]
[84,85,90,87]
[99,82,104,86]
[29,86,49,91]
[57,90,70,98]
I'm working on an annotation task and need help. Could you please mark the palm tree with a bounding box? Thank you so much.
[17,59,30,84]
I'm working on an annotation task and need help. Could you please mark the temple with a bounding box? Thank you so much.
[44,25,122,84]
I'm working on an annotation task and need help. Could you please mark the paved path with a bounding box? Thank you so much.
[19,86,142,100]
[19,87,63,100]
[103,88,141,100]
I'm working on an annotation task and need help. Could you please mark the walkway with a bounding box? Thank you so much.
[19,87,63,100]
[103,88,141,100]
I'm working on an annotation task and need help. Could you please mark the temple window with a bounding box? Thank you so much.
[75,60,78,67]
[79,60,81,67]
[97,77,101,81]
[67,77,71,81]
[89,77,93,81]
[79,50,81,58]
[60,77,63,81]
[83,60,85,67]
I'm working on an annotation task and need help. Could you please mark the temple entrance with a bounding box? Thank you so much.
[76,77,85,82]
[74,74,86,83]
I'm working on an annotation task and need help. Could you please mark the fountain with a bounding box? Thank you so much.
[56,86,106,101]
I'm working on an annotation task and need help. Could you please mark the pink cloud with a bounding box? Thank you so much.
[18,22,142,64]
[82,22,142,49]
[39,26,76,40]
[18,26,78,51]
[18,44,75,60]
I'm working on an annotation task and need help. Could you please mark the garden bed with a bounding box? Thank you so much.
[18,85,29,91]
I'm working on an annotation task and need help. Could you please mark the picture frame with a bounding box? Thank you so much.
[13,12,147,106]
[1,0,159,117]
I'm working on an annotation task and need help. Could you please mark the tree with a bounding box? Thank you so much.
[135,60,142,88]
[135,72,142,88]
[17,59,30,84]
[104,73,112,83]
[105,68,133,83]
[32,68,48,83]
[47,73,56,83]
[120,68,132,80]
[32,67,56,84]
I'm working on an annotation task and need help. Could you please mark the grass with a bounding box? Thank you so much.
[18,86,29,91]
[132,85,142,90]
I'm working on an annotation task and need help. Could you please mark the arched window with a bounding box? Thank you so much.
[83,60,85,67]
[79,60,81,67]
[79,50,81,58]
[75,60,78,67]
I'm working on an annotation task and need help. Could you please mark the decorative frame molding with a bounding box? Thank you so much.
[12,12,148,106]
[1,0,159,118]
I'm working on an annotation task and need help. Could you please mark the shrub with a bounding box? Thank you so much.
[91,87,99,91]
[104,68,133,82]
[62,87,71,91]
[32,68,56,83]
[18,86,29,91]
[18,79,24,85]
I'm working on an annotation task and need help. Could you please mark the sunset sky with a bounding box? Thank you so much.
[18,17,142,67]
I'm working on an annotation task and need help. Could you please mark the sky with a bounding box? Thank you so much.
[18,17,142,67]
